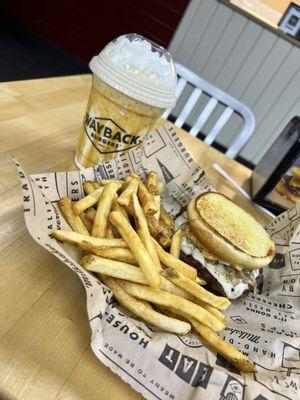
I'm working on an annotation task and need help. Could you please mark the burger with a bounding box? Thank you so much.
[175,192,275,300]
[276,166,300,204]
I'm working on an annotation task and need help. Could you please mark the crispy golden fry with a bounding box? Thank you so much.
[162,265,230,310]
[79,213,93,232]
[82,249,137,266]
[146,172,159,195]
[157,288,223,320]
[155,306,250,372]
[82,255,141,278]
[137,180,158,216]
[101,179,123,186]
[118,177,139,207]
[112,196,130,222]
[146,172,161,221]
[162,264,206,286]
[189,319,256,372]
[82,254,191,297]
[92,182,122,238]
[157,181,165,193]
[194,298,227,324]
[103,277,191,335]
[161,278,193,298]
[146,215,172,248]
[106,224,115,239]
[109,211,161,289]
[83,181,100,194]
[52,230,127,248]
[170,229,182,258]
[105,220,121,239]
[58,197,89,235]
[160,206,175,231]
[132,193,162,274]
[85,207,96,222]
[153,195,161,220]
[73,187,104,216]
[120,281,225,332]
[152,239,197,280]
[129,172,139,179]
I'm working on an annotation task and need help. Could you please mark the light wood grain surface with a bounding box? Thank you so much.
[0,74,268,400]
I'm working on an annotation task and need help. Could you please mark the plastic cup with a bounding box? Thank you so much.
[75,33,177,169]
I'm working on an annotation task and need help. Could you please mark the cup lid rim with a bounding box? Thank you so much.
[89,53,177,109]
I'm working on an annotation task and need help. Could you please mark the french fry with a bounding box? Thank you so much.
[188,319,256,373]
[155,306,249,372]
[120,281,225,332]
[103,277,191,335]
[118,177,139,207]
[157,181,165,193]
[101,179,123,186]
[146,215,172,248]
[153,195,161,220]
[194,299,227,324]
[160,206,175,231]
[85,207,96,222]
[162,265,230,310]
[146,171,159,195]
[129,172,140,179]
[152,239,197,280]
[156,290,226,324]
[82,249,138,266]
[162,264,206,286]
[79,213,93,232]
[106,224,115,239]
[137,180,158,216]
[52,230,127,248]
[82,255,142,279]
[170,228,182,258]
[82,254,192,297]
[83,181,100,194]
[161,278,194,298]
[109,211,161,289]
[146,173,161,221]
[73,187,104,216]
[58,197,89,235]
[91,182,122,238]
[112,196,130,222]
[132,193,162,274]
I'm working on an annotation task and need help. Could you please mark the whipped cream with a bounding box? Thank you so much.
[100,35,176,91]
[89,34,177,109]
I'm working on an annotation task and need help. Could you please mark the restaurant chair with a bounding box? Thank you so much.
[162,63,255,159]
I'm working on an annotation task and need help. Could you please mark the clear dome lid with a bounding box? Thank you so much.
[89,33,177,109]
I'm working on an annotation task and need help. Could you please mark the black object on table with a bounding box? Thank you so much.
[251,116,300,214]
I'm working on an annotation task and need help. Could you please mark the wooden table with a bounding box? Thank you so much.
[0,75,269,400]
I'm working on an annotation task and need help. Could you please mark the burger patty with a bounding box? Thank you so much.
[180,252,226,296]
[283,176,300,196]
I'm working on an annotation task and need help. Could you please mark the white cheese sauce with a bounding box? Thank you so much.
[175,212,259,300]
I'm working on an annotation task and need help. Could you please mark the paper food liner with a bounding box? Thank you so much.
[16,124,300,400]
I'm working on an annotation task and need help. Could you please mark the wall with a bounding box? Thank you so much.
[1,0,189,62]
[169,0,300,164]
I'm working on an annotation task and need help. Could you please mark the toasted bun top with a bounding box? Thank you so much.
[195,192,272,258]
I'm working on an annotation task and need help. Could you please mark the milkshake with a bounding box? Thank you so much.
[75,34,177,168]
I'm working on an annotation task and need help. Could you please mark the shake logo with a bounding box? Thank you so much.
[84,113,142,154]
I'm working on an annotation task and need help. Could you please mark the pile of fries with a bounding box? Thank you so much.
[51,172,256,373]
